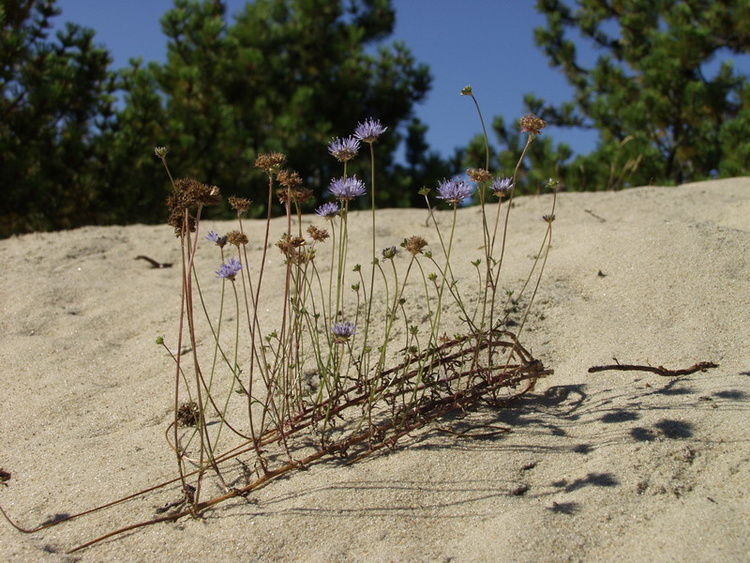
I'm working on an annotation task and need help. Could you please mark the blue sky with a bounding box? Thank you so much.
[53,0,748,161]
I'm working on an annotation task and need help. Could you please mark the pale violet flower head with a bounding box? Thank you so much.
[329,176,366,201]
[206,230,227,247]
[215,257,243,280]
[436,178,474,204]
[328,136,360,162]
[332,321,356,342]
[315,201,341,219]
[491,176,513,197]
[353,118,387,143]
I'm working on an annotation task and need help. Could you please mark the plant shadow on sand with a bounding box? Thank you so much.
[154,368,746,529]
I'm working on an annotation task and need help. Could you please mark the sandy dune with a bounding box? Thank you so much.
[1,178,748,561]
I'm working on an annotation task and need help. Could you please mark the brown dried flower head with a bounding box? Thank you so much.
[307,224,330,243]
[166,192,193,236]
[226,230,249,247]
[467,168,492,183]
[228,195,252,214]
[276,233,314,264]
[167,210,195,236]
[519,114,547,136]
[276,233,306,254]
[277,186,314,205]
[277,169,303,189]
[255,152,287,172]
[165,178,220,236]
[295,248,316,264]
[173,178,221,208]
[176,400,200,427]
[401,235,428,256]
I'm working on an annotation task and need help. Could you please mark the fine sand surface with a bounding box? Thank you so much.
[1,178,749,562]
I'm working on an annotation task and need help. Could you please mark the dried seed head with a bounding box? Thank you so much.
[276,233,305,254]
[166,190,196,235]
[173,178,221,208]
[276,233,314,264]
[167,210,195,236]
[254,151,287,172]
[402,235,428,256]
[277,169,303,189]
[519,113,547,136]
[226,230,249,247]
[228,195,251,213]
[277,186,313,205]
[177,401,200,427]
[307,224,330,243]
[467,168,492,183]
[154,146,168,159]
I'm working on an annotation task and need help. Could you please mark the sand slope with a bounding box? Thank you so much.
[1,178,749,562]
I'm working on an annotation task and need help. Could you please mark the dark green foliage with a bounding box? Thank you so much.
[527,0,750,190]
[468,113,573,196]
[1,0,117,235]
[1,0,450,237]
[133,0,437,218]
[392,117,460,206]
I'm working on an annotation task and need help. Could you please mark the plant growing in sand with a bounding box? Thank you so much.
[1,88,557,552]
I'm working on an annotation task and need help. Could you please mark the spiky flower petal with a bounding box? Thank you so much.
[491,176,513,197]
[353,118,387,143]
[329,176,366,201]
[315,201,341,218]
[436,178,474,204]
[332,321,356,342]
[215,257,243,280]
[328,136,361,162]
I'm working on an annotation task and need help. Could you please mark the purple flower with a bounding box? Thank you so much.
[205,230,228,247]
[436,178,474,204]
[328,136,360,162]
[328,176,366,201]
[215,257,243,280]
[315,201,341,219]
[353,118,387,143]
[332,321,356,342]
[491,176,513,197]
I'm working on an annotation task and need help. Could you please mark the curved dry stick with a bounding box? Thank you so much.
[588,361,719,376]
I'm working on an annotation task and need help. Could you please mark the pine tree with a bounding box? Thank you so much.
[529,0,750,189]
[134,0,435,215]
[1,0,116,235]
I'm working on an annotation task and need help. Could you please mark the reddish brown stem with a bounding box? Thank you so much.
[587,361,719,376]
